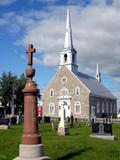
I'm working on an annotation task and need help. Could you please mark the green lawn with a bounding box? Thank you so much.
[0,123,120,160]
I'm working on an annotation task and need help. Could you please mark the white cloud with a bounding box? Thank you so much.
[0,0,16,6]
[0,2,120,98]
[18,4,120,84]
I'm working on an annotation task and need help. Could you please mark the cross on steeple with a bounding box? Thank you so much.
[26,44,36,66]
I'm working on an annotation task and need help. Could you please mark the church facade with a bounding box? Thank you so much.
[42,8,117,121]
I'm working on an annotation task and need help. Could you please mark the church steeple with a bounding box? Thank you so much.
[64,8,73,49]
[96,64,101,82]
[59,8,78,74]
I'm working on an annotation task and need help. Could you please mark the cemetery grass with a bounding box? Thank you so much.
[0,123,120,160]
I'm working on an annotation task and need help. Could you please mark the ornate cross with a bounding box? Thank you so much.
[26,44,36,66]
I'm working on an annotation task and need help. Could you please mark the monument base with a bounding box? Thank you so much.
[0,125,9,130]
[58,127,69,136]
[90,134,116,140]
[14,144,51,160]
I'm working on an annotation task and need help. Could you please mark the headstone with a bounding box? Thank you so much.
[90,118,116,140]
[0,117,9,130]
[58,102,69,136]
[14,44,50,160]
[70,113,74,127]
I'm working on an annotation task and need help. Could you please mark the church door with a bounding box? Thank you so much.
[63,101,70,118]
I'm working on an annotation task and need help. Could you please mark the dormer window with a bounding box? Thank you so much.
[64,54,67,62]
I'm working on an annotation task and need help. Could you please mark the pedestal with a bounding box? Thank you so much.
[14,144,50,160]
[58,120,69,136]
[58,126,69,136]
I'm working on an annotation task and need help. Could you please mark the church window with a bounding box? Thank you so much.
[60,87,68,96]
[75,101,81,114]
[64,54,67,62]
[61,77,67,83]
[75,87,80,96]
[49,102,55,115]
[113,103,116,113]
[96,101,100,113]
[72,54,75,63]
[50,89,54,97]
[106,102,109,113]
[102,102,105,113]
[110,103,113,113]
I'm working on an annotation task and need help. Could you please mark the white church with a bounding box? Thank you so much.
[42,8,117,121]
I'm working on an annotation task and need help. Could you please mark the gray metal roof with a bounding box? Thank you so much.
[77,72,116,99]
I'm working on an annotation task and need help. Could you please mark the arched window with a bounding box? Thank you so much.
[96,101,100,113]
[50,89,54,97]
[113,103,116,113]
[75,101,81,114]
[106,102,109,113]
[75,87,80,96]
[49,102,55,115]
[110,103,113,113]
[102,102,105,113]
[60,87,68,96]
[64,54,67,62]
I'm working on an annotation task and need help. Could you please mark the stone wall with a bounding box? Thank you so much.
[90,95,117,118]
[42,66,90,119]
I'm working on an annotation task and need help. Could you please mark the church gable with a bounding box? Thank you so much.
[42,66,90,118]
[42,66,89,98]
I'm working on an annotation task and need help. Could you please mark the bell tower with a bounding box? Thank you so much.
[59,8,78,74]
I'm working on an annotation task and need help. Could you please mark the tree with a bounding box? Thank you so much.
[0,72,27,115]
[0,72,17,114]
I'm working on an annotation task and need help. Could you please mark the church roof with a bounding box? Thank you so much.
[77,72,116,99]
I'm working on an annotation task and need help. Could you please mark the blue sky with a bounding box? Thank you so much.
[0,0,120,107]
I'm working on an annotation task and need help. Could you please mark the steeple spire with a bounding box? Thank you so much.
[59,7,78,74]
[64,7,73,49]
[96,64,101,82]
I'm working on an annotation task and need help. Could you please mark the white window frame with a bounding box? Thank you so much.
[49,102,55,115]
[50,88,54,97]
[96,101,100,113]
[75,86,80,96]
[75,101,81,114]
[60,87,69,96]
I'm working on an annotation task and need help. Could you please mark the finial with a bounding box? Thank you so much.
[64,7,73,49]
[96,64,101,82]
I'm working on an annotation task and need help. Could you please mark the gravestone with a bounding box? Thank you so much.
[70,113,74,128]
[90,117,115,140]
[58,102,69,136]
[0,118,9,130]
